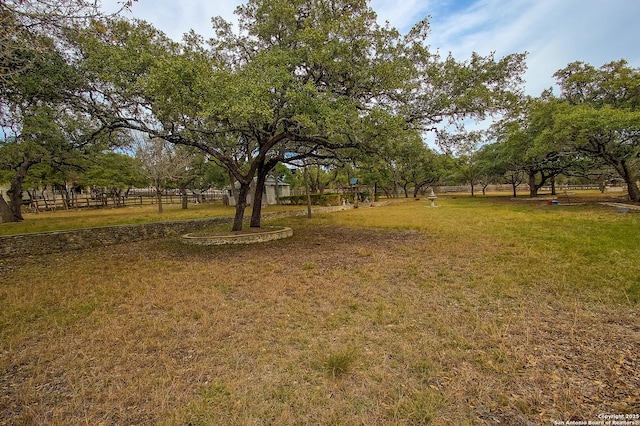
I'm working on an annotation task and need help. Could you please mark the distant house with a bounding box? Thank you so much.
[226,177,290,206]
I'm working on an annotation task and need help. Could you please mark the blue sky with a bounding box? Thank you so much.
[102,0,640,97]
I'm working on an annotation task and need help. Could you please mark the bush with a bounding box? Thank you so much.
[279,193,342,206]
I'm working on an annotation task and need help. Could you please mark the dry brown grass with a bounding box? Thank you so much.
[1,197,639,425]
[0,201,301,236]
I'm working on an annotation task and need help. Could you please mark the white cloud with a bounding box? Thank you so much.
[370,0,433,31]
[427,0,640,95]
[102,0,243,40]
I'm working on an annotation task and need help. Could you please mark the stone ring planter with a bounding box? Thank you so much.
[181,226,293,246]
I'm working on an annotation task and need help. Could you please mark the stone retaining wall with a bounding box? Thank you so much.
[0,205,352,258]
[182,227,294,246]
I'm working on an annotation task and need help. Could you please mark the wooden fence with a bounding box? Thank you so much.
[28,193,224,212]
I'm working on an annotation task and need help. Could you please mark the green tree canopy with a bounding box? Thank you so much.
[70,0,525,230]
[551,104,640,200]
[80,151,147,193]
[0,0,135,86]
[0,2,131,222]
[552,60,640,201]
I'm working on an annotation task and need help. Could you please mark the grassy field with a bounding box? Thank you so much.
[0,202,303,236]
[1,195,639,425]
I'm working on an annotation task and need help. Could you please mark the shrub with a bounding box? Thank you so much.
[279,193,342,206]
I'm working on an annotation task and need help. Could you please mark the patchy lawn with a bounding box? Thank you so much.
[1,197,638,425]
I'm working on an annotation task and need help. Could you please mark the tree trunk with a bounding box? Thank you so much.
[0,196,14,223]
[6,183,25,221]
[528,172,539,197]
[393,181,399,198]
[470,183,475,197]
[512,182,518,198]
[180,187,188,209]
[71,190,78,210]
[232,182,250,231]
[60,185,71,210]
[6,155,37,221]
[628,180,640,203]
[617,161,640,202]
[550,176,557,196]
[156,185,163,214]
[304,166,312,219]
[250,169,267,228]
[599,180,606,194]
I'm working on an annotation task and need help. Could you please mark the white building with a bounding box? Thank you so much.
[226,177,290,206]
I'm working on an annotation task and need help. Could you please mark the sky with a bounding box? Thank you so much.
[101,0,640,97]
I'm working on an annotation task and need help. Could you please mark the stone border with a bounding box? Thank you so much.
[599,202,640,212]
[0,205,353,258]
[181,226,293,246]
[0,216,232,258]
[600,203,640,211]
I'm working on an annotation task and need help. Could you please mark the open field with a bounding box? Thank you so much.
[1,195,639,425]
[0,202,303,236]
[1,189,629,236]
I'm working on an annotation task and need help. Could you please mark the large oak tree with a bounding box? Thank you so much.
[0,39,112,222]
[553,60,640,201]
[0,0,134,222]
[73,0,525,230]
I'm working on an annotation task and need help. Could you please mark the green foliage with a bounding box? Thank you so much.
[190,156,230,191]
[356,129,452,197]
[0,22,121,221]
[279,193,341,206]
[552,60,640,200]
[67,0,526,228]
[0,0,116,86]
[490,60,640,200]
[274,163,295,188]
[81,152,148,191]
[492,95,589,196]
[554,59,640,109]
